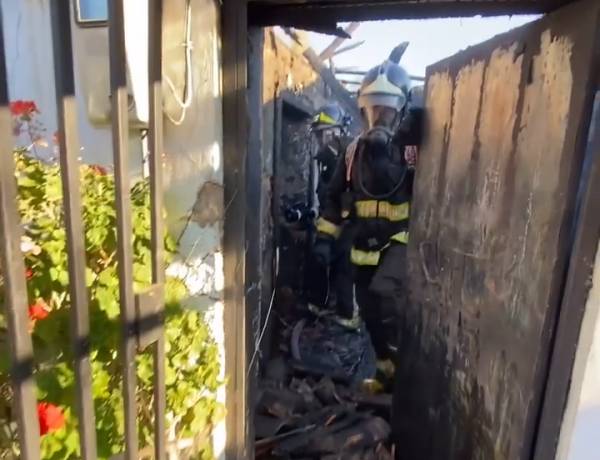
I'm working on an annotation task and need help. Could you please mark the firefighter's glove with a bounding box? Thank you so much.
[313,238,333,267]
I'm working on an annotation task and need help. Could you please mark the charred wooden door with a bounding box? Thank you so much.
[275,102,314,293]
[396,1,600,459]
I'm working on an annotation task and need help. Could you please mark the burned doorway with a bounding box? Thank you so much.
[274,97,316,295]
[222,0,600,459]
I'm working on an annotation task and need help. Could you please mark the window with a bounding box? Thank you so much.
[75,0,108,26]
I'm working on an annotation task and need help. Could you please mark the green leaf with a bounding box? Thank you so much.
[98,268,118,288]
[92,366,111,399]
[45,176,63,202]
[57,269,69,286]
[56,364,75,390]
[85,268,96,287]
[165,278,188,305]
[95,286,120,319]
[133,262,151,285]
[63,427,79,456]
[17,176,37,187]
[165,364,177,386]
[137,356,153,385]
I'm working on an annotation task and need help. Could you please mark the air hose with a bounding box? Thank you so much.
[356,136,408,200]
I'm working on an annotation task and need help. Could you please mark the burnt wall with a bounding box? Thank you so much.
[257,29,332,362]
[394,2,600,459]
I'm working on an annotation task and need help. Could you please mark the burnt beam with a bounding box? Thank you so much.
[281,27,361,128]
[249,1,556,27]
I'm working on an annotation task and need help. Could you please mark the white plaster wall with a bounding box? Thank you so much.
[68,4,118,167]
[2,0,56,148]
[557,239,600,460]
[1,0,225,315]
[1,0,142,167]
[162,0,224,311]
[159,1,226,455]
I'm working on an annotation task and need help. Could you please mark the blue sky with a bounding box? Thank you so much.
[308,15,540,78]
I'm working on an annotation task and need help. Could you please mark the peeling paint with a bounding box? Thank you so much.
[445,60,485,184]
[191,181,224,227]
[420,72,453,215]
[166,251,224,301]
[475,44,523,259]
[510,29,573,324]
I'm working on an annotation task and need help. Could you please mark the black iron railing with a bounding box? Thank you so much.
[0,0,167,458]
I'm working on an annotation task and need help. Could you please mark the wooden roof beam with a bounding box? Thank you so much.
[318,22,361,60]
[282,27,362,128]
[249,1,555,27]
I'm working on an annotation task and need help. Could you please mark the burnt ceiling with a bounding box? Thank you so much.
[248,0,574,28]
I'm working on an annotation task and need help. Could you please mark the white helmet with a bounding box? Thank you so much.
[358,42,411,112]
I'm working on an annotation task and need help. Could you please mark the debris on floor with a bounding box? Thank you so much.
[255,314,396,459]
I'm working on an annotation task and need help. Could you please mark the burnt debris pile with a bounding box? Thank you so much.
[255,312,396,459]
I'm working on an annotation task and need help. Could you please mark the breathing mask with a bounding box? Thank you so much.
[362,105,399,155]
[313,127,339,150]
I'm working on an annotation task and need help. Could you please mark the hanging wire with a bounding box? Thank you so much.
[164,0,194,125]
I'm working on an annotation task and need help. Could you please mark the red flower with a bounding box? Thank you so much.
[89,165,107,176]
[9,100,38,119]
[37,402,65,435]
[28,301,49,322]
[25,268,34,280]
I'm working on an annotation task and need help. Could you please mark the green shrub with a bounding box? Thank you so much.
[0,105,223,459]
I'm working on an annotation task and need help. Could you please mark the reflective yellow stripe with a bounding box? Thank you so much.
[355,200,410,222]
[351,247,381,266]
[315,112,337,125]
[390,231,409,244]
[355,200,378,219]
[384,202,410,221]
[316,217,341,238]
[351,232,408,266]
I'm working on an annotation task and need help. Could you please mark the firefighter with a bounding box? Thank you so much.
[314,44,423,357]
[311,103,351,207]
[305,103,354,318]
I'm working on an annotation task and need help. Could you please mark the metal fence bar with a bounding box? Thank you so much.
[108,0,138,458]
[49,2,98,458]
[0,4,41,458]
[148,0,166,458]
[0,7,40,460]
